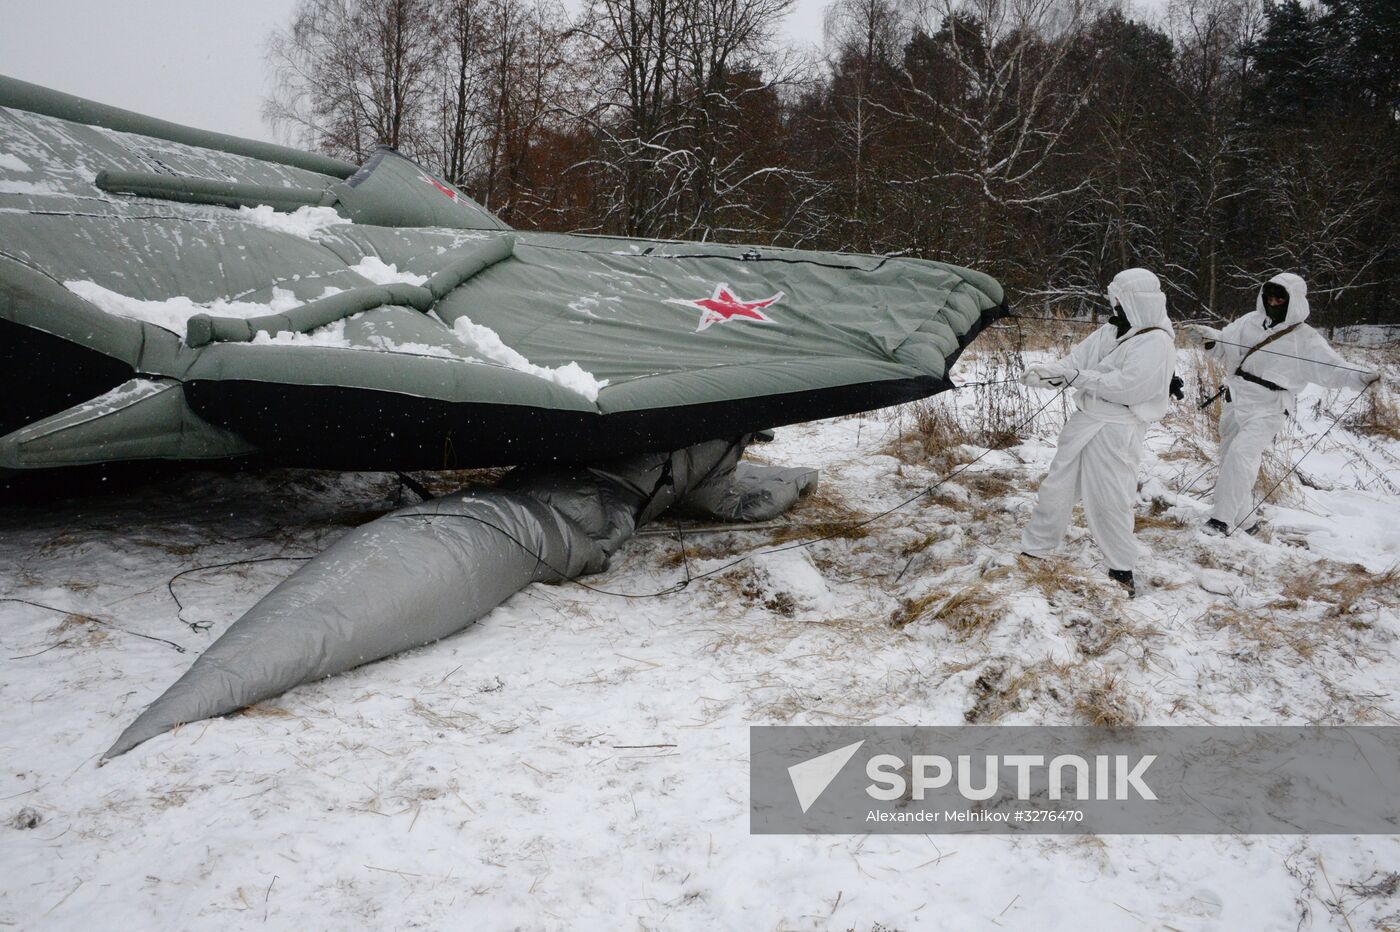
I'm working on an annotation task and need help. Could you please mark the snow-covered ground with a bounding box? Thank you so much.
[2,338,1398,930]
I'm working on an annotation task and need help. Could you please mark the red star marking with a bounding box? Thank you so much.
[668,283,784,332]
[420,172,458,200]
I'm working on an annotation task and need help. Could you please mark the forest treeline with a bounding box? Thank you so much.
[265,0,1398,324]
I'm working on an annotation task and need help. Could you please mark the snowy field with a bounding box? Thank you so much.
[2,334,1399,930]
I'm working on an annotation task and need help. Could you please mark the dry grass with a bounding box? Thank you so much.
[234,703,296,719]
[1072,670,1137,727]
[1134,496,1188,531]
[976,315,1077,355]
[54,612,111,649]
[892,567,1010,635]
[884,336,1055,469]
[1255,447,1301,504]
[1201,605,1333,660]
[962,658,1074,723]
[1345,388,1400,441]
[959,470,1018,499]
[768,485,871,544]
[1015,554,1095,601]
[1283,563,1400,616]
[131,537,201,556]
[706,565,802,618]
[883,399,977,470]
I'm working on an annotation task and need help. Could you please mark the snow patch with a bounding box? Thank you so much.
[0,179,60,195]
[750,549,835,614]
[236,204,349,239]
[64,280,303,334]
[365,335,459,358]
[0,153,33,172]
[249,320,351,348]
[451,316,609,402]
[349,256,429,286]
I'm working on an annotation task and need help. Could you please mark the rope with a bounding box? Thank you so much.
[1227,383,1375,536]
[167,556,315,631]
[1003,315,1379,375]
[1,597,188,655]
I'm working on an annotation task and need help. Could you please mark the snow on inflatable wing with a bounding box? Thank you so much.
[0,74,1006,472]
[105,435,817,759]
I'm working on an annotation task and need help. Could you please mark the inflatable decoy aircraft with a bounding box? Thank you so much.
[0,76,1007,758]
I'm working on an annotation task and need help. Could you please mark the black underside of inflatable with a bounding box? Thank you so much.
[0,318,134,437]
[183,299,1009,470]
[184,372,949,469]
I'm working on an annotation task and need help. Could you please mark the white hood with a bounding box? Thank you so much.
[1106,267,1171,335]
[1256,271,1310,328]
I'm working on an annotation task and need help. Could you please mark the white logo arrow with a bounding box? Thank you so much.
[788,740,865,813]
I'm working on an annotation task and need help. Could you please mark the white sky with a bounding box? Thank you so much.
[0,0,832,144]
[0,0,1160,146]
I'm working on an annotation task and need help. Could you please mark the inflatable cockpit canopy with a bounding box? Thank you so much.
[0,74,1008,472]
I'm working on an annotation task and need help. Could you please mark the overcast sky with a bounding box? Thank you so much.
[1,0,1159,146]
[1,0,830,144]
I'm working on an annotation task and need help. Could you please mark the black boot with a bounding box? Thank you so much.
[1203,518,1229,536]
[1243,522,1262,537]
[1108,568,1135,598]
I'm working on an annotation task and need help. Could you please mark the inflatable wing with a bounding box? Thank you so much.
[0,75,1007,472]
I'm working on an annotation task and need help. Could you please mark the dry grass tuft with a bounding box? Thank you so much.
[235,703,295,719]
[131,537,201,556]
[1284,563,1400,616]
[1016,555,1094,601]
[963,658,1073,723]
[1161,351,1228,469]
[1345,388,1400,441]
[768,485,871,544]
[1135,496,1188,531]
[959,470,1018,499]
[893,569,1009,636]
[1072,671,1137,727]
[1255,448,1301,504]
[55,612,111,649]
[1201,605,1327,659]
[883,399,977,470]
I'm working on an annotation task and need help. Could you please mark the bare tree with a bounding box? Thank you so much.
[573,0,799,238]
[267,0,442,160]
[816,0,907,250]
[898,0,1099,220]
[1164,0,1258,318]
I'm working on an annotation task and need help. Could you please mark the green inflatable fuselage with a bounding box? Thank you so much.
[0,75,1007,472]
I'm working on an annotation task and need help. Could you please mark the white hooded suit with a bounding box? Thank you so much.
[1021,268,1176,572]
[1196,272,1373,529]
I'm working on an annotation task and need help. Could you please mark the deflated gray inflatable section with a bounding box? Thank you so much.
[105,436,815,759]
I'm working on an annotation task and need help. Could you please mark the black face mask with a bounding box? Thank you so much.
[1262,282,1289,327]
[1108,307,1131,338]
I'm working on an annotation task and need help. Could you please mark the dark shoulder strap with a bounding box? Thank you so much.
[1236,322,1300,375]
[1113,326,1168,347]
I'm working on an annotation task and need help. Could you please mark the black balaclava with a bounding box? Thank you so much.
[1262,281,1289,328]
[1108,302,1131,338]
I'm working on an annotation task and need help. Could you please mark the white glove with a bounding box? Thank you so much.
[1182,324,1220,346]
[1363,369,1383,387]
[1022,363,1076,390]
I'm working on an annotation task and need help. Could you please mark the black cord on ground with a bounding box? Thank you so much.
[1,597,188,655]
[167,556,315,631]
